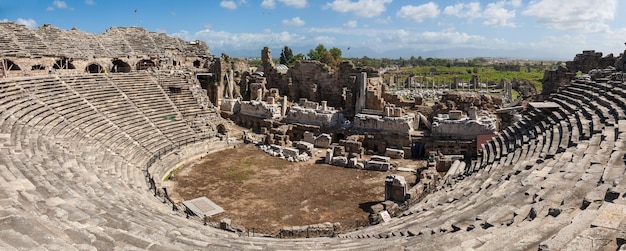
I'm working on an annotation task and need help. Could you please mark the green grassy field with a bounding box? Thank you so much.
[388,65,545,92]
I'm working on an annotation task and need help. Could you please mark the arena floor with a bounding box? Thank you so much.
[168,143,420,234]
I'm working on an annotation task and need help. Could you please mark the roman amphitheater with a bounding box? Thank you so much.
[1,22,626,250]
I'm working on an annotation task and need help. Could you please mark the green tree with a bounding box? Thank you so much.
[294,53,305,62]
[308,44,327,60]
[279,46,294,66]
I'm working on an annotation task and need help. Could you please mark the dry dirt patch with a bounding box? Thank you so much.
[169,143,417,234]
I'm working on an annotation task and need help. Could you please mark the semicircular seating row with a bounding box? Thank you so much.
[1,72,625,250]
[337,78,626,250]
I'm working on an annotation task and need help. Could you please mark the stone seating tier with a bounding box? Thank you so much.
[1,71,626,250]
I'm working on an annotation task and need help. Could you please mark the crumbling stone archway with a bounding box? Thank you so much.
[136,59,156,71]
[86,63,104,73]
[111,59,131,73]
[53,57,75,70]
[31,64,45,71]
[4,59,21,71]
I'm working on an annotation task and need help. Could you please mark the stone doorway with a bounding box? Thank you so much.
[217,124,228,134]
[111,59,131,73]
[86,63,104,73]
[54,57,75,70]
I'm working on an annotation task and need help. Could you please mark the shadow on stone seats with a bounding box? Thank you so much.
[359,201,384,214]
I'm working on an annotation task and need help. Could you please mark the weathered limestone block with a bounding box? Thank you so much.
[331,156,348,167]
[385,175,407,202]
[365,160,390,171]
[303,131,316,144]
[293,141,314,156]
[333,145,345,156]
[340,140,363,154]
[325,148,333,164]
[371,155,391,163]
[385,148,405,159]
[314,133,332,148]
[278,223,340,238]
[282,147,299,158]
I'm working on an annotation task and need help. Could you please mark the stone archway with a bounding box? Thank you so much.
[5,59,21,71]
[31,64,45,71]
[111,59,131,73]
[217,124,228,135]
[53,57,75,70]
[86,63,104,73]
[136,59,156,71]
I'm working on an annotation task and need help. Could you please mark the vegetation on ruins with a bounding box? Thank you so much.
[307,44,343,68]
[279,46,304,67]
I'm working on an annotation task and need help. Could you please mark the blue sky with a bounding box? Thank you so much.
[1,0,625,59]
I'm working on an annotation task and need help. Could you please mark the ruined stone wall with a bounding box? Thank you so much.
[542,50,617,95]
[540,65,575,96]
[431,91,502,118]
[615,50,626,72]
[0,22,211,77]
[259,48,386,118]
[566,50,616,74]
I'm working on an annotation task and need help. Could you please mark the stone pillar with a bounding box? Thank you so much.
[256,88,263,101]
[228,69,234,98]
[506,81,513,102]
[281,96,288,117]
[469,106,478,120]
[321,100,327,111]
[384,175,407,202]
[325,148,334,165]
[356,72,367,113]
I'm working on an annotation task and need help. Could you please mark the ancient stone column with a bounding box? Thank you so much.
[325,148,333,165]
[257,88,263,101]
[469,106,478,120]
[228,69,234,98]
[356,72,367,113]
[321,100,327,111]
[281,96,288,117]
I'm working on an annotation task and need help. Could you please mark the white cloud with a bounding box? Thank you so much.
[324,0,392,18]
[443,2,481,19]
[47,0,71,11]
[220,1,238,10]
[279,0,307,8]
[508,0,522,7]
[522,0,617,31]
[396,2,440,23]
[483,1,516,27]
[261,0,275,8]
[85,0,95,5]
[16,18,38,29]
[344,20,357,28]
[53,0,68,8]
[282,17,305,27]
[375,16,391,24]
[172,29,308,51]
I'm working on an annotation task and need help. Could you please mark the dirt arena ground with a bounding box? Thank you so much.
[168,143,423,234]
